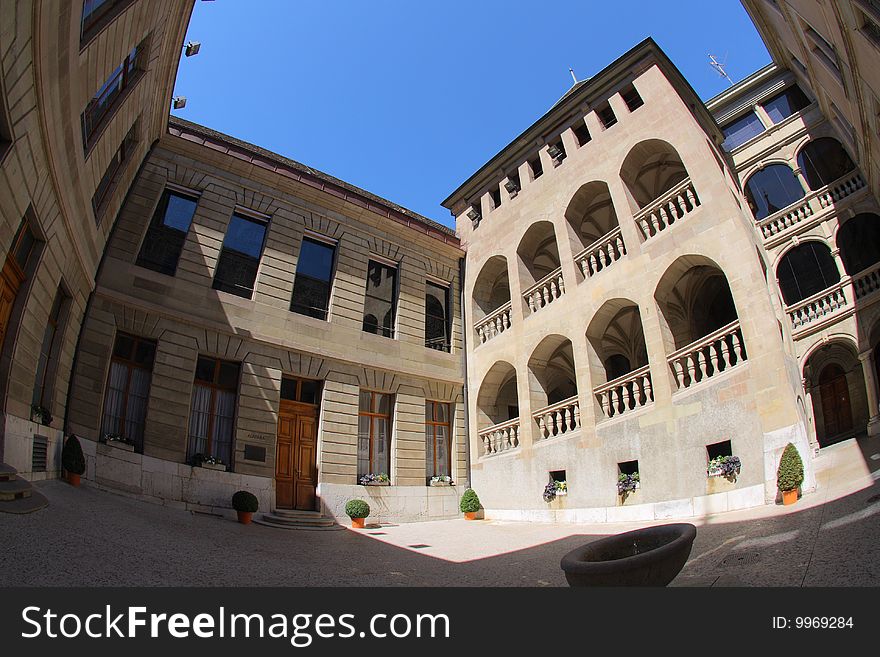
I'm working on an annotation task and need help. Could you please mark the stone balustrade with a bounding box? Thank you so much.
[786,280,849,332]
[816,170,865,208]
[532,395,580,439]
[574,226,626,279]
[475,301,513,345]
[593,365,653,419]
[478,417,520,457]
[757,198,813,239]
[854,262,880,301]
[634,178,700,242]
[668,321,747,390]
[523,267,565,314]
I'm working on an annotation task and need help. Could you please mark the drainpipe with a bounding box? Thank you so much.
[458,255,471,487]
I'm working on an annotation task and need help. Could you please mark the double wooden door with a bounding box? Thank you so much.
[275,400,318,510]
[0,257,25,348]
[819,363,853,444]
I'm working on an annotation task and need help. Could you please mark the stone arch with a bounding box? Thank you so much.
[619,138,690,211]
[471,255,510,323]
[797,137,855,190]
[743,163,806,220]
[837,212,880,276]
[564,181,621,251]
[476,360,519,428]
[775,241,840,306]
[516,220,561,287]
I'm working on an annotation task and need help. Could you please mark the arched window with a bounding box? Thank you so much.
[837,213,880,275]
[797,138,855,190]
[744,165,805,219]
[776,242,840,305]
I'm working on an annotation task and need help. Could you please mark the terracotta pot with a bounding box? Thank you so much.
[464,511,478,520]
[237,511,253,524]
[66,472,81,487]
[351,517,365,529]
[781,488,798,505]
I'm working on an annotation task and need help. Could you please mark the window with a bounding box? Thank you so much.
[528,155,543,180]
[92,121,137,219]
[212,211,269,299]
[1,216,41,349]
[860,5,880,47]
[280,376,321,404]
[804,25,842,79]
[82,38,145,149]
[797,138,855,189]
[425,401,451,479]
[721,111,765,151]
[101,333,155,450]
[706,440,733,461]
[135,188,198,275]
[572,122,591,147]
[621,85,644,112]
[290,236,336,320]
[357,391,392,479]
[597,103,617,129]
[762,86,810,123]
[744,164,805,219]
[776,242,840,305]
[362,259,397,338]
[187,356,240,466]
[425,281,451,352]
[81,0,135,46]
[32,286,69,413]
[789,52,808,77]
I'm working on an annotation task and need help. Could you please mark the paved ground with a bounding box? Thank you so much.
[1,434,879,587]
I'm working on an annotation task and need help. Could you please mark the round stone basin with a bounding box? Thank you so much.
[560,523,697,587]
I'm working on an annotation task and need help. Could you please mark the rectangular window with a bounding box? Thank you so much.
[101,333,155,451]
[290,236,336,320]
[804,25,842,79]
[187,356,240,466]
[528,155,543,180]
[721,111,765,151]
[1,216,41,350]
[862,10,880,47]
[425,401,451,479]
[621,85,644,112]
[135,188,198,275]
[280,376,321,405]
[357,391,392,479]
[362,259,397,338]
[572,122,591,147]
[82,38,145,149]
[32,286,69,412]
[762,86,811,124]
[425,281,451,352]
[597,103,617,129]
[92,121,137,219]
[212,211,269,299]
[81,0,135,46]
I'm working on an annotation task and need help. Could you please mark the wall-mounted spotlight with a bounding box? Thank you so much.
[547,144,563,160]
[504,179,520,196]
[172,96,187,109]
[184,41,201,57]
[467,207,482,228]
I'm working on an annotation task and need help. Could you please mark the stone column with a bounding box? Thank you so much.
[858,351,880,436]
[792,166,812,196]
[802,374,820,453]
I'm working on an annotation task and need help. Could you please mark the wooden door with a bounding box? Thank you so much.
[0,258,25,348]
[275,400,318,510]
[819,364,852,443]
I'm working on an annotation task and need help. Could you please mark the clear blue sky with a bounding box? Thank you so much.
[172,1,770,227]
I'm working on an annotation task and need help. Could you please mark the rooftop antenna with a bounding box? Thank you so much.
[569,67,578,85]
[709,53,734,85]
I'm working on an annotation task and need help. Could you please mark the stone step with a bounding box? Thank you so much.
[0,489,48,514]
[271,508,324,519]
[0,476,33,501]
[254,514,343,531]
[0,462,17,482]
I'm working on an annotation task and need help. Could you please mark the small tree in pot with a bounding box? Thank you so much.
[61,435,85,486]
[460,488,481,520]
[776,442,804,506]
[232,490,259,524]
[345,499,370,528]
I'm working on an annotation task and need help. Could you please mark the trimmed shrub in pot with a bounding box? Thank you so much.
[61,435,85,486]
[232,490,259,524]
[776,442,804,505]
[459,488,481,520]
[345,498,370,528]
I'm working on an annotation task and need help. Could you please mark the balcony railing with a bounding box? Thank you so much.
[594,365,653,419]
[786,279,850,332]
[757,171,865,244]
[475,301,512,345]
[854,262,880,301]
[668,320,747,391]
[523,267,565,314]
[574,226,626,279]
[634,178,700,242]
[533,395,580,439]
[478,417,520,457]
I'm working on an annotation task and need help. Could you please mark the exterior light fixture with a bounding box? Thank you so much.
[504,179,520,196]
[467,207,481,228]
[547,144,563,160]
[172,96,187,109]
[184,41,201,57]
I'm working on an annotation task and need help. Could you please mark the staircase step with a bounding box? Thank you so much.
[271,508,324,519]
[254,514,343,531]
[0,489,48,514]
[0,462,18,482]
[0,476,33,501]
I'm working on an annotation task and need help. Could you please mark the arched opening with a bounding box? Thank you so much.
[744,164,805,220]
[797,137,855,190]
[527,335,579,438]
[837,213,880,276]
[620,139,690,210]
[564,182,625,277]
[776,242,840,306]
[516,221,564,312]
[804,341,868,447]
[476,361,520,455]
[471,255,512,344]
[655,256,745,389]
[586,299,652,418]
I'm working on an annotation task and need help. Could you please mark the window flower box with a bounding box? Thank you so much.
[103,433,135,452]
[707,455,740,479]
[543,480,568,502]
[200,461,226,471]
[191,453,226,471]
[429,475,453,487]
[617,472,640,496]
[360,473,390,486]
[30,405,53,426]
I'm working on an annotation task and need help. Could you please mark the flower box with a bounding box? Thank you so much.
[105,440,135,453]
[364,480,390,486]
[430,480,452,487]
[199,461,227,472]
[555,489,568,496]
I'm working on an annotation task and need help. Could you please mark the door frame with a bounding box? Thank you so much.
[275,397,319,511]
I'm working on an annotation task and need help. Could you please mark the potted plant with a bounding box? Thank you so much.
[31,404,52,426]
[103,432,135,452]
[61,434,85,486]
[459,488,481,520]
[776,442,804,505]
[192,453,226,471]
[707,455,741,479]
[543,480,567,502]
[617,472,640,499]
[232,490,259,524]
[345,498,370,528]
[359,473,390,486]
[429,475,453,487]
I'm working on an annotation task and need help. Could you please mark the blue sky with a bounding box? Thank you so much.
[172,1,770,227]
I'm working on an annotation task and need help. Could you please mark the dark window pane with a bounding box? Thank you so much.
[133,340,155,367]
[218,362,240,389]
[777,242,841,305]
[836,213,880,275]
[721,111,765,151]
[291,237,335,319]
[798,138,855,190]
[13,224,36,270]
[212,213,267,298]
[744,165,805,220]
[299,379,319,404]
[113,334,134,360]
[195,357,215,383]
[136,190,198,276]
[280,377,297,401]
[162,193,198,231]
[362,260,397,338]
[223,214,266,259]
[762,86,810,124]
[425,281,450,351]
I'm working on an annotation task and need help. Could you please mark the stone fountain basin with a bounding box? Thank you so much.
[560,523,697,587]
